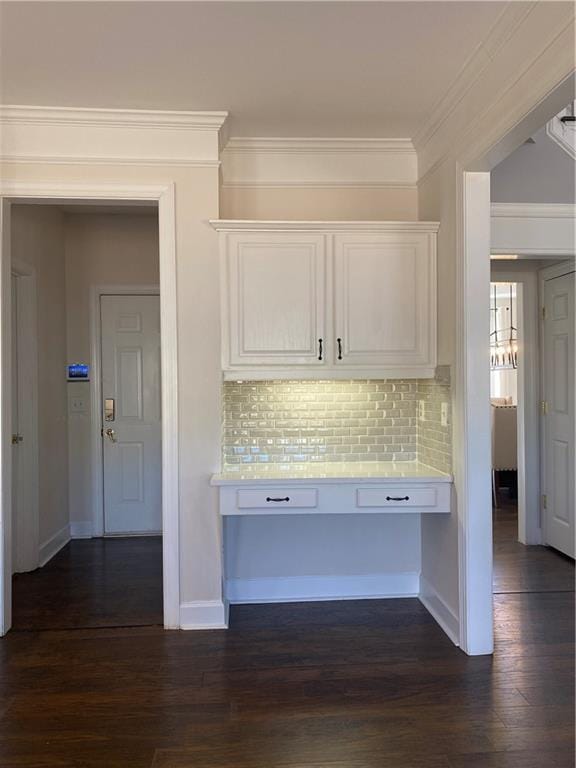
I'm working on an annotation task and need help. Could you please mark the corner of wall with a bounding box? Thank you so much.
[416,377,453,473]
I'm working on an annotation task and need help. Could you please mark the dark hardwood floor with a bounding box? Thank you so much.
[493,500,574,594]
[0,507,573,767]
[11,536,163,630]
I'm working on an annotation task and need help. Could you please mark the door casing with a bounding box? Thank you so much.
[0,182,180,634]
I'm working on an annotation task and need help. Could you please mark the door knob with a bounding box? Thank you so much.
[11,434,23,445]
[105,428,117,443]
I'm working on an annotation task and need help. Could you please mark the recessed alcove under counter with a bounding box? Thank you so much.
[215,378,454,608]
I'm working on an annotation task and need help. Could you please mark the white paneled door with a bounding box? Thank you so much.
[543,271,575,558]
[101,295,162,535]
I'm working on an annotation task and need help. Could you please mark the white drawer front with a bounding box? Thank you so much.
[356,487,437,508]
[236,488,318,509]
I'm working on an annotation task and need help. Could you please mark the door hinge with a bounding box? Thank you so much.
[542,305,546,320]
[541,400,548,415]
[542,494,547,510]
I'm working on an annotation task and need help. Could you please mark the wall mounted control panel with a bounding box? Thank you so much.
[67,363,89,382]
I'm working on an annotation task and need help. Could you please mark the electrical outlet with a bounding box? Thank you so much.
[441,402,449,427]
[418,400,425,422]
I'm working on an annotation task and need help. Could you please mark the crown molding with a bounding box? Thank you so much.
[413,4,536,158]
[414,2,576,178]
[0,105,229,131]
[210,219,439,233]
[0,105,228,166]
[491,203,576,219]
[221,136,417,188]
[224,137,415,154]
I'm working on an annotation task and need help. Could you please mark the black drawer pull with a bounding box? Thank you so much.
[386,496,410,502]
[266,496,290,503]
[337,337,343,360]
[318,338,323,361]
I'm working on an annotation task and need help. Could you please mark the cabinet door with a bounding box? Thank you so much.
[333,233,436,373]
[224,232,326,367]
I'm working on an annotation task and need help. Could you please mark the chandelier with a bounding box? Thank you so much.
[490,283,518,370]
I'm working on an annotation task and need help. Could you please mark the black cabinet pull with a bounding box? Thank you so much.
[337,337,343,360]
[266,496,290,503]
[318,338,323,361]
[386,496,410,502]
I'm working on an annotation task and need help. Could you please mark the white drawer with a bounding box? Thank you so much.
[356,486,438,509]
[236,487,318,509]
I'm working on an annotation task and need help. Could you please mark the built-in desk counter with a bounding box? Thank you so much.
[211,462,452,516]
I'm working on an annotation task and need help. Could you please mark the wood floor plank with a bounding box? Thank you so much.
[152,750,452,767]
[0,504,573,767]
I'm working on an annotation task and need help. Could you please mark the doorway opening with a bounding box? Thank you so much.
[489,280,519,509]
[6,199,172,631]
[488,117,575,602]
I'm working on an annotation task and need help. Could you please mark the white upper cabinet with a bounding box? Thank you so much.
[212,222,438,380]
[222,231,326,367]
[333,232,436,373]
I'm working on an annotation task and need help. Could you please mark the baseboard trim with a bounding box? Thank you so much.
[226,572,420,604]
[419,576,460,646]
[179,600,229,630]
[38,525,70,567]
[70,521,93,539]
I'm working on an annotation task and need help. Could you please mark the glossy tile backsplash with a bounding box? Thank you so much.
[417,380,452,473]
[223,379,452,470]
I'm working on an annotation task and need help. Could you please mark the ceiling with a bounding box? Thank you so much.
[0,1,511,138]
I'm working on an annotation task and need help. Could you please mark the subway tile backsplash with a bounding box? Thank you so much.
[417,380,453,473]
[222,379,452,471]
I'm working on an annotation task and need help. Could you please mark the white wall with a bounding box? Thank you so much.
[10,205,69,550]
[491,126,575,204]
[225,515,421,601]
[417,159,461,625]
[64,212,159,530]
[221,186,418,221]
[490,368,517,404]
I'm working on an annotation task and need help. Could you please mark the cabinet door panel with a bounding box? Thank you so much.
[334,234,435,370]
[225,233,326,366]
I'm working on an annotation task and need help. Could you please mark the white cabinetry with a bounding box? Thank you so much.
[214,479,451,516]
[223,231,326,367]
[212,221,439,380]
[333,233,435,372]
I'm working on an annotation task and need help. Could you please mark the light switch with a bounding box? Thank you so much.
[70,395,87,414]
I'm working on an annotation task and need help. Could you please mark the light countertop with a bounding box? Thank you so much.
[211,461,452,486]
